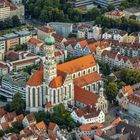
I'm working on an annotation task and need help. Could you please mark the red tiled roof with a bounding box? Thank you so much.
[1,122,9,131]
[12,57,39,66]
[48,130,57,140]
[3,112,16,122]
[106,10,125,17]
[79,123,104,131]
[82,135,91,140]
[0,62,8,68]
[79,40,88,49]
[74,72,101,87]
[36,121,47,131]
[49,76,64,88]
[16,114,24,122]
[28,38,43,44]
[48,122,57,130]
[95,129,104,137]
[52,33,65,43]
[39,26,53,33]
[101,50,117,59]
[74,86,98,106]
[26,113,36,124]
[128,93,140,107]
[27,69,43,86]
[121,85,133,96]
[57,54,96,74]
[111,117,122,126]
[75,105,101,119]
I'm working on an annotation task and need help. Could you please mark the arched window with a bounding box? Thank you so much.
[73,74,76,79]
[32,88,35,107]
[83,70,86,75]
[78,72,80,77]
[88,69,90,73]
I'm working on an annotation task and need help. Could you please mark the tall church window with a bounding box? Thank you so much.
[53,90,56,104]
[28,88,30,107]
[32,88,35,107]
[69,85,71,98]
[58,89,60,103]
[46,86,48,95]
[38,87,40,106]
[65,87,67,97]
[42,86,44,105]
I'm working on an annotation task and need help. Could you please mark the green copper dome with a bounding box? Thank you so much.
[45,35,55,45]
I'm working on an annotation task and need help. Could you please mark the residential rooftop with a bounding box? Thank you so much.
[2,33,18,39]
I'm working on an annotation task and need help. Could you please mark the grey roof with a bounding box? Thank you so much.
[116,122,140,140]
[2,33,18,39]
[2,72,29,87]
[107,29,128,36]
[0,36,5,41]
[125,7,140,14]
[15,30,31,36]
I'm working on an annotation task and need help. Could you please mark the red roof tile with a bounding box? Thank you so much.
[57,54,96,74]
[74,72,101,87]
[36,121,47,131]
[27,69,43,86]
[74,86,98,106]
[79,123,104,131]
[1,122,9,131]
[48,122,57,131]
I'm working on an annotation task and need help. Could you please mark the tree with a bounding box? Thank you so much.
[13,122,24,133]
[12,15,21,27]
[107,4,115,11]
[68,33,77,38]
[34,111,47,123]
[105,82,118,102]
[0,130,4,137]
[4,103,12,112]
[50,104,76,131]
[11,92,25,114]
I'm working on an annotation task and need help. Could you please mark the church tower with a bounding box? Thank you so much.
[44,35,57,84]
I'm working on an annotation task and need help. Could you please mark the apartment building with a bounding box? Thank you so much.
[15,30,32,45]
[72,0,93,8]
[2,33,19,51]
[77,24,102,40]
[95,0,123,7]
[0,72,29,101]
[0,0,24,21]
[0,37,6,60]
[0,2,10,21]
[48,22,73,37]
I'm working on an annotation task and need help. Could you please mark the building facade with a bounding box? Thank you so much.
[95,0,123,8]
[26,35,103,112]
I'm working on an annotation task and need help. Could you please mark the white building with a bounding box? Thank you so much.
[77,24,102,40]
[48,22,73,37]
[0,0,24,21]
[71,105,105,124]
[0,37,6,60]
[0,72,29,101]
[15,30,32,45]
[102,29,128,42]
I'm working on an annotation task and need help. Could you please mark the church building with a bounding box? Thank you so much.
[26,35,108,113]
